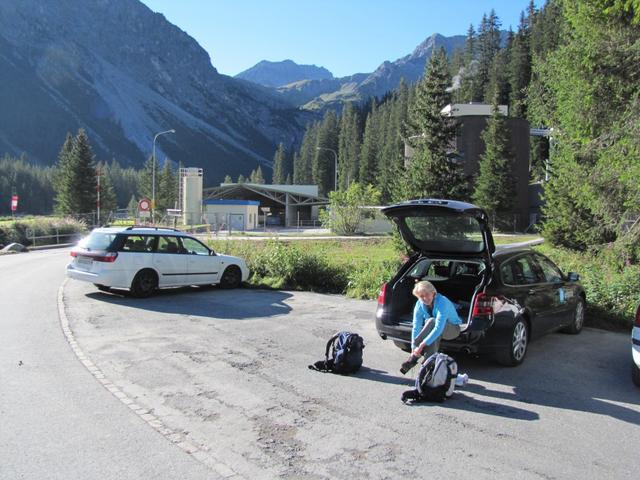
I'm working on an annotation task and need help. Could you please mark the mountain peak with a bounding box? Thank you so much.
[236,60,334,88]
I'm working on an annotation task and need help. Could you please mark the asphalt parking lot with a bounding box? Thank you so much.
[62,281,640,480]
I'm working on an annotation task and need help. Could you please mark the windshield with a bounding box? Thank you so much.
[404,214,486,254]
[78,232,117,251]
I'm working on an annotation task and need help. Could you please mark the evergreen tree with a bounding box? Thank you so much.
[249,166,265,184]
[313,110,339,195]
[477,10,502,102]
[337,103,361,189]
[139,155,156,202]
[472,101,516,224]
[400,49,468,201]
[358,103,380,187]
[54,130,97,215]
[158,160,177,212]
[96,163,117,222]
[272,143,287,184]
[70,129,99,214]
[294,122,318,184]
[223,174,233,184]
[127,195,138,218]
[53,133,75,214]
[237,174,246,183]
[508,11,532,118]
[458,24,480,102]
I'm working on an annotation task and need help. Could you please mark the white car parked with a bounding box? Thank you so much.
[66,226,249,297]
[632,304,640,387]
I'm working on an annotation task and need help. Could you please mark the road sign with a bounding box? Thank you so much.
[11,195,18,212]
[138,198,151,212]
[166,209,182,217]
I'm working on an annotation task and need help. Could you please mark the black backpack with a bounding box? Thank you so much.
[401,353,457,403]
[309,331,364,374]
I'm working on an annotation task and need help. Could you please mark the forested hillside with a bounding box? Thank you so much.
[272,0,639,262]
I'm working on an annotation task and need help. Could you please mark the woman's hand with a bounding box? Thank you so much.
[412,344,423,357]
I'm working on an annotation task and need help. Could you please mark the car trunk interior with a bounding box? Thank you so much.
[387,257,486,326]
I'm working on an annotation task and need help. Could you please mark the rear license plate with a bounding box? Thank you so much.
[77,256,93,268]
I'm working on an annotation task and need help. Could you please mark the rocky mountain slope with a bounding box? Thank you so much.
[241,33,466,110]
[235,60,333,88]
[0,0,309,184]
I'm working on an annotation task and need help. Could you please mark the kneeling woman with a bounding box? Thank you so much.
[400,280,462,374]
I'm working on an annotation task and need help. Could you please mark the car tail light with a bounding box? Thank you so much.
[70,250,78,257]
[635,305,640,327]
[92,252,118,263]
[377,283,388,305]
[472,292,494,316]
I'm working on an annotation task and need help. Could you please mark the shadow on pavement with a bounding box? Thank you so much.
[450,332,640,425]
[85,287,293,320]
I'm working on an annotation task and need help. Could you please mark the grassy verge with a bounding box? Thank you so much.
[0,216,87,249]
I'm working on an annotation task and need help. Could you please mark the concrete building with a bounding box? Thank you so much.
[405,103,530,230]
[203,183,328,228]
[203,199,259,231]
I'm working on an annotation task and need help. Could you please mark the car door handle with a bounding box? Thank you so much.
[528,289,537,295]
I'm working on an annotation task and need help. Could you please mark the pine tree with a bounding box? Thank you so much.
[53,133,75,214]
[272,143,287,184]
[237,174,246,183]
[358,102,380,186]
[508,11,532,118]
[223,174,233,184]
[127,195,138,218]
[249,166,265,184]
[70,129,98,214]
[96,163,117,222]
[472,101,516,224]
[337,103,361,189]
[400,49,468,201]
[313,110,339,195]
[458,24,480,102]
[139,155,157,202]
[294,122,318,184]
[158,160,177,212]
[477,10,502,102]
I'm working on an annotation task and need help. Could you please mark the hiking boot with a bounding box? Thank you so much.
[400,355,419,375]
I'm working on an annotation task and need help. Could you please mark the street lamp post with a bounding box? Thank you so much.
[316,146,338,192]
[152,129,175,219]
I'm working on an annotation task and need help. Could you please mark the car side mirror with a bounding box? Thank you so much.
[566,272,580,282]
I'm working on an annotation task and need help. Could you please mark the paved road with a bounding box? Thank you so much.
[0,250,216,479]
[61,269,640,479]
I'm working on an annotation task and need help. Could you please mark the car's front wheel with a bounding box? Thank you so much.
[130,269,158,298]
[496,318,529,366]
[633,361,640,387]
[561,297,585,334]
[219,265,242,289]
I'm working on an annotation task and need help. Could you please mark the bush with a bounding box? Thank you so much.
[346,259,401,299]
[213,239,349,293]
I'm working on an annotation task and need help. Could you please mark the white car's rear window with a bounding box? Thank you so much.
[78,232,117,250]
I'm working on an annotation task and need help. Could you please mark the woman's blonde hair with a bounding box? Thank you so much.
[413,280,436,297]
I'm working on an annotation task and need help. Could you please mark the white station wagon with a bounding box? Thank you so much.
[66,226,250,297]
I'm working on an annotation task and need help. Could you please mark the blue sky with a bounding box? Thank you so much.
[141,0,541,78]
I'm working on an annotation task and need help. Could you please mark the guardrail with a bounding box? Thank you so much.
[25,228,83,248]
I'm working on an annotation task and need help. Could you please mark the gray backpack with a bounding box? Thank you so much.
[401,353,458,403]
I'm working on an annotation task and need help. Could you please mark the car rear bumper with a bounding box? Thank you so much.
[65,263,128,287]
